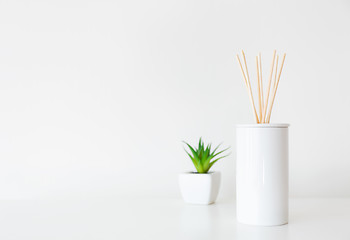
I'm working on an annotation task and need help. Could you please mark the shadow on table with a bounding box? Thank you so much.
[235,222,290,240]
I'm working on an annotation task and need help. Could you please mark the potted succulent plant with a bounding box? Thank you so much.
[179,138,230,205]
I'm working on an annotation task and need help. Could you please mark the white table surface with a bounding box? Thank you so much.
[1,197,349,240]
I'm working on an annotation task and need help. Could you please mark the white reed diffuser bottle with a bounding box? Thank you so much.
[236,50,288,226]
[236,124,289,226]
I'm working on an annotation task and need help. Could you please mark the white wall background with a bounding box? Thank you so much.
[0,0,349,199]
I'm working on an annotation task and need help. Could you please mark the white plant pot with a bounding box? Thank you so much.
[179,172,221,205]
[236,124,289,226]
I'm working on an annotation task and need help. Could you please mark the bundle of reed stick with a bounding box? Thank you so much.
[236,50,286,123]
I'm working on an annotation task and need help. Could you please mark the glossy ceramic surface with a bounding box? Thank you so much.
[179,172,221,205]
[236,124,289,226]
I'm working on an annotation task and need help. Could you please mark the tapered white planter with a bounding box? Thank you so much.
[236,124,289,226]
[179,172,221,205]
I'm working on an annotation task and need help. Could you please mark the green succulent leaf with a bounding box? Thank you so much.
[183,138,230,173]
[183,148,198,169]
[183,141,199,159]
[212,146,231,159]
[208,153,231,171]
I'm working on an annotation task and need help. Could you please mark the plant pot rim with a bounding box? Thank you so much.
[180,171,219,175]
[236,123,290,128]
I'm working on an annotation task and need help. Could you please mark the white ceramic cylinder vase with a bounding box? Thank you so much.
[236,124,289,226]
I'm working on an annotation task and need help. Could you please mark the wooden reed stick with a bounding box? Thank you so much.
[262,50,276,123]
[236,54,259,123]
[266,53,286,123]
[258,53,264,115]
[272,55,279,90]
[241,50,251,87]
[267,55,279,123]
[256,56,262,123]
[242,50,260,123]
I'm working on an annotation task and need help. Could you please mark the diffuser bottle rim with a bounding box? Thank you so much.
[236,123,290,128]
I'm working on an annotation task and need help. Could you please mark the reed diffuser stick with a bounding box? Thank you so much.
[258,53,264,115]
[236,55,259,123]
[273,56,279,90]
[256,56,262,123]
[262,50,276,123]
[266,53,286,123]
[242,51,260,123]
[267,55,279,123]
[237,50,286,123]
